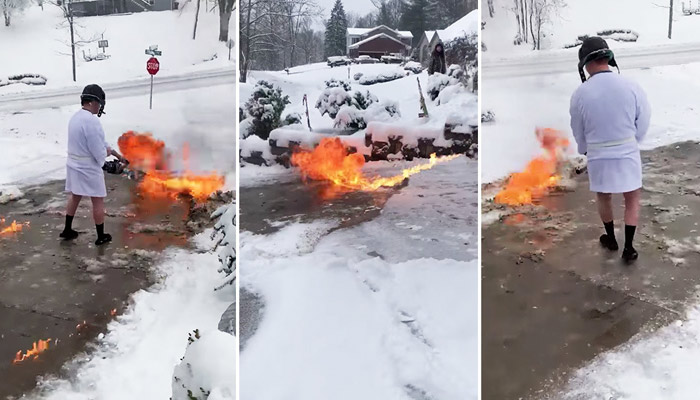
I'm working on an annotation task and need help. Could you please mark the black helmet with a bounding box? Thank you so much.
[81,84,106,116]
[577,37,619,82]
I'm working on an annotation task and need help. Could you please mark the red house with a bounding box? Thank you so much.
[346,26,413,59]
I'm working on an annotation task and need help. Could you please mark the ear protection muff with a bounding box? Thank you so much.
[578,48,620,82]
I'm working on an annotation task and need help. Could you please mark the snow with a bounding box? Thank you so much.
[0,185,23,204]
[0,84,236,188]
[32,235,235,400]
[349,33,408,49]
[0,5,234,95]
[347,27,413,38]
[240,62,477,164]
[240,157,478,399]
[558,305,700,399]
[483,0,700,56]
[439,9,479,44]
[172,330,236,400]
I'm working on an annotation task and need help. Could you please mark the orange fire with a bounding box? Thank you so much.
[12,339,52,364]
[291,137,459,191]
[0,220,29,235]
[495,128,570,206]
[118,132,224,202]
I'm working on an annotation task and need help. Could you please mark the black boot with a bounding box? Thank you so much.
[95,223,112,246]
[59,215,79,240]
[622,225,638,263]
[599,221,619,251]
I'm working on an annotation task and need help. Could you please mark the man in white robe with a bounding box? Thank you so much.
[570,37,651,263]
[60,84,126,245]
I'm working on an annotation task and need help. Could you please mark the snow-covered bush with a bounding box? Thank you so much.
[481,110,496,123]
[352,90,378,110]
[358,71,405,85]
[282,112,303,126]
[243,80,291,140]
[445,32,478,92]
[403,61,423,74]
[334,101,400,130]
[211,201,235,289]
[353,72,364,81]
[315,79,353,119]
[426,73,457,101]
[5,73,47,86]
[172,330,236,400]
[597,29,639,42]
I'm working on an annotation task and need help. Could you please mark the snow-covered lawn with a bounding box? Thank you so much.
[240,157,478,399]
[0,5,234,94]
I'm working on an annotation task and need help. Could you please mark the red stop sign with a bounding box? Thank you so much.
[146,57,160,75]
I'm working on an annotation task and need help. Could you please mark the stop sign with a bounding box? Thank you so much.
[146,57,160,75]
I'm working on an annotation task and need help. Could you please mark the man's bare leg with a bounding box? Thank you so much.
[597,192,618,251]
[622,189,641,262]
[91,197,112,245]
[60,193,82,239]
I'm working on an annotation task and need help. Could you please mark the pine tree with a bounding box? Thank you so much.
[324,0,349,58]
[400,0,430,44]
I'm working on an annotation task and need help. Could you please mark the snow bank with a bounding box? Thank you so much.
[172,330,236,400]
[269,127,323,148]
[358,70,407,85]
[0,185,23,204]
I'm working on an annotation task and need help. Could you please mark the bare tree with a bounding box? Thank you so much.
[193,0,201,39]
[487,0,494,17]
[1,0,28,26]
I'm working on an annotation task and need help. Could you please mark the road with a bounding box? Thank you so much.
[483,41,700,78]
[0,67,235,113]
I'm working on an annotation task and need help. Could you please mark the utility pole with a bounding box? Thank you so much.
[69,0,76,81]
[668,0,674,39]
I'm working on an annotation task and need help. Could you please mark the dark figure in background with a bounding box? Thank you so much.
[428,42,447,75]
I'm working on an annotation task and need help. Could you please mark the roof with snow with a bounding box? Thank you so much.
[348,33,410,49]
[436,10,478,43]
[348,26,413,39]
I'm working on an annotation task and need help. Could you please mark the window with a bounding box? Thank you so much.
[352,38,360,44]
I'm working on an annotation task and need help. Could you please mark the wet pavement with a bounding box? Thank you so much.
[0,175,194,399]
[482,141,700,399]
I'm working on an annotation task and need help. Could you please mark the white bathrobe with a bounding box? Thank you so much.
[570,71,651,194]
[65,109,111,198]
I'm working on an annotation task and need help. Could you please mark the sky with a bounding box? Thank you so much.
[316,0,377,19]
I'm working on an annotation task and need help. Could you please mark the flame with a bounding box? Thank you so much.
[495,128,570,206]
[118,131,169,171]
[0,220,29,235]
[291,138,459,192]
[12,339,52,364]
[118,132,224,202]
[110,308,117,317]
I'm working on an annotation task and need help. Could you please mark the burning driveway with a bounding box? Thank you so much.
[0,164,228,398]
[482,141,700,399]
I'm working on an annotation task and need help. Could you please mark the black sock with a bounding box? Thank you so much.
[96,223,105,237]
[604,221,615,239]
[64,215,74,231]
[625,225,636,249]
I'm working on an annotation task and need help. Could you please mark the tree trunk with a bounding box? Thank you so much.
[668,0,674,39]
[193,0,200,40]
[488,0,494,17]
[217,0,233,42]
[240,0,252,83]
[69,12,76,82]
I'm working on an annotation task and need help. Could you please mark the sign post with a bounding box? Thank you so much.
[146,57,160,109]
[227,39,234,61]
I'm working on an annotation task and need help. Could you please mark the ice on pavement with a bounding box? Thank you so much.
[31,234,235,400]
[240,157,478,399]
